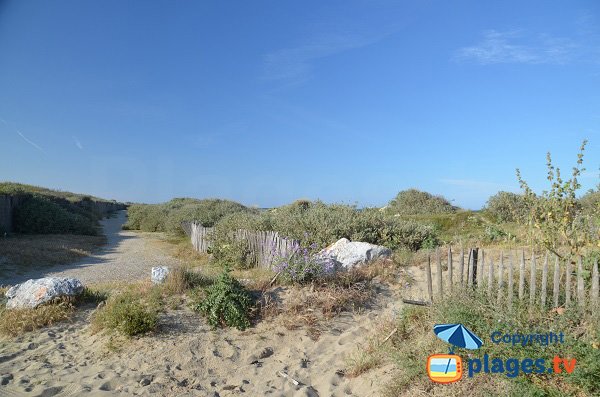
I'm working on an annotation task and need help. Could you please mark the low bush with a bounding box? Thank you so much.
[484,191,529,223]
[124,198,254,235]
[194,269,253,330]
[209,201,439,269]
[386,189,457,215]
[13,195,99,235]
[93,292,158,336]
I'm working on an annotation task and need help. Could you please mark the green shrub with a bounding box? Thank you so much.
[194,269,253,330]
[484,191,529,223]
[124,198,254,234]
[94,293,158,336]
[13,195,98,235]
[386,189,457,215]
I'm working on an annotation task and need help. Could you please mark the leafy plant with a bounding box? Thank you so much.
[195,269,253,330]
[516,140,597,259]
[13,195,98,235]
[386,189,457,215]
[484,191,529,223]
[124,198,254,235]
[94,292,158,336]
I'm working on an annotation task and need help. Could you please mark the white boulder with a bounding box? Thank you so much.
[151,266,170,284]
[317,238,391,270]
[5,277,84,309]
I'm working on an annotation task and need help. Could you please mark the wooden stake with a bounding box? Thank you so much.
[448,247,453,292]
[497,251,504,303]
[577,256,585,307]
[467,249,473,288]
[566,259,572,306]
[478,249,485,290]
[592,259,599,312]
[529,250,536,305]
[519,249,525,300]
[541,252,548,308]
[508,251,514,308]
[487,257,494,297]
[426,255,434,303]
[437,248,443,297]
[459,247,465,287]
[553,255,560,308]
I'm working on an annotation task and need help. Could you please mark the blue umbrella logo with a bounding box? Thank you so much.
[434,323,483,353]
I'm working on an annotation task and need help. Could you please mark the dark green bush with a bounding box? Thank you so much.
[386,189,457,215]
[484,191,529,223]
[13,195,98,235]
[194,269,253,330]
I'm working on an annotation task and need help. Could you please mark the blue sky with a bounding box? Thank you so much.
[0,0,598,209]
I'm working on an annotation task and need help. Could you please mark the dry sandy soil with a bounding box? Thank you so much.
[0,213,430,397]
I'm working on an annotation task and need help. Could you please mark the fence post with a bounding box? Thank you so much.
[566,259,572,306]
[497,252,504,303]
[487,257,494,297]
[553,255,560,308]
[472,248,479,288]
[529,250,537,306]
[478,249,485,290]
[448,247,453,292]
[577,256,585,307]
[437,248,443,297]
[426,255,434,303]
[541,252,548,309]
[467,249,473,288]
[508,251,514,308]
[459,247,465,287]
[592,259,599,312]
[519,250,526,300]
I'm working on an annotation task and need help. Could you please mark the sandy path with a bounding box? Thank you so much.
[3,211,181,286]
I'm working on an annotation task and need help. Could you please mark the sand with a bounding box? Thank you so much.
[0,288,406,397]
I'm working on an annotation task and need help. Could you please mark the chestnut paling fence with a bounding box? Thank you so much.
[423,247,600,313]
[181,222,299,269]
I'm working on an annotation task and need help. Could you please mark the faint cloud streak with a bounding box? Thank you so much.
[455,29,581,65]
[16,129,46,154]
[73,136,83,150]
[263,31,390,85]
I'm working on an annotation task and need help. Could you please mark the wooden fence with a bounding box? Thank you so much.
[182,222,299,268]
[424,247,600,313]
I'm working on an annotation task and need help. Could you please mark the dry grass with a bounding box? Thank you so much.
[345,316,397,377]
[0,234,105,279]
[0,302,74,337]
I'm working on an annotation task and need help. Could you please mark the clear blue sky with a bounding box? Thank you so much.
[1,1,598,209]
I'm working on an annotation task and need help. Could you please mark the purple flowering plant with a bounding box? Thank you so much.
[271,238,336,284]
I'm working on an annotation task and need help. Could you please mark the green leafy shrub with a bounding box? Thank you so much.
[484,191,529,223]
[124,198,254,234]
[195,269,253,330]
[13,195,98,235]
[386,189,457,215]
[517,140,596,258]
[94,293,158,336]
[210,202,439,263]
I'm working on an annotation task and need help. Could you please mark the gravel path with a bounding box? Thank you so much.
[4,211,181,285]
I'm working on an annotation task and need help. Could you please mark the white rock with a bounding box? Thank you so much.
[151,267,170,284]
[5,277,84,309]
[316,238,391,270]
